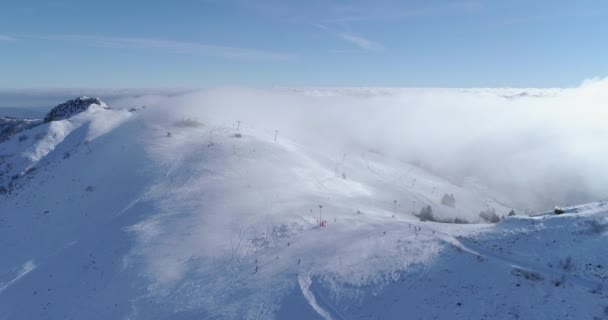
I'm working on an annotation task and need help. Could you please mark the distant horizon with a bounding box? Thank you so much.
[0,84,577,120]
[0,85,573,110]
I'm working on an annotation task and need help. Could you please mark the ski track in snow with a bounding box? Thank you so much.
[0,260,36,295]
[298,274,333,320]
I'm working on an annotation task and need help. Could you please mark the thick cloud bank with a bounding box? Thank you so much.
[4,79,608,210]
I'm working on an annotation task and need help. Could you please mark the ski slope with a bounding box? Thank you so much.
[0,96,607,319]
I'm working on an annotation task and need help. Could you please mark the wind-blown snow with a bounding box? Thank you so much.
[105,79,608,210]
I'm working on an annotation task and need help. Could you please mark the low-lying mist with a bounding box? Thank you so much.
[5,79,608,210]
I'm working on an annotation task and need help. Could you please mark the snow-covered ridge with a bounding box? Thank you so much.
[0,96,127,195]
[0,96,109,143]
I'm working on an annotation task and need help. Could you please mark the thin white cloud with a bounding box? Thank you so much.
[0,35,15,41]
[30,35,294,61]
[243,0,483,25]
[314,24,383,51]
[337,33,383,51]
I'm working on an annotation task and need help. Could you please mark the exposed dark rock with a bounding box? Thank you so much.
[0,117,43,142]
[43,97,108,123]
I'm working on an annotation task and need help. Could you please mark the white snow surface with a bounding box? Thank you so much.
[0,90,608,319]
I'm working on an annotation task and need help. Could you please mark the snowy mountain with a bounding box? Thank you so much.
[0,97,125,196]
[1,92,607,319]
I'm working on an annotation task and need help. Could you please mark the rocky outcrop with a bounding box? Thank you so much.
[0,117,43,142]
[43,97,109,123]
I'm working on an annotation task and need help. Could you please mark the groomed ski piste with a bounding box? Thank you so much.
[1,87,607,319]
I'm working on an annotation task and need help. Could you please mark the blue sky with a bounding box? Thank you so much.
[1,0,607,88]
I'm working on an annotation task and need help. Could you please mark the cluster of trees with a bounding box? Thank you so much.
[415,205,469,224]
[417,205,434,221]
[480,208,519,223]
[415,204,517,224]
[440,193,456,208]
[479,208,500,223]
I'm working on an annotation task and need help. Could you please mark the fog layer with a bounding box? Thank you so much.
[4,79,608,210]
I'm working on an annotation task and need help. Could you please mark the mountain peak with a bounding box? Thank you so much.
[43,96,109,123]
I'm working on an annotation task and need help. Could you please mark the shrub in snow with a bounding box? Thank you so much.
[173,118,204,128]
[84,140,92,152]
[554,207,565,215]
[453,217,469,224]
[560,257,574,272]
[552,278,565,287]
[511,268,543,281]
[440,193,456,208]
[439,217,469,224]
[479,208,500,223]
[508,210,516,216]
